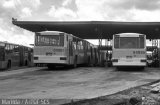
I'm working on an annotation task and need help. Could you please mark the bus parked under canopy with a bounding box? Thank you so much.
[112,33,147,69]
[34,31,99,69]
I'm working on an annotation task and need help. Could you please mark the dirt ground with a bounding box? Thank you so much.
[0,67,160,105]
[63,80,160,105]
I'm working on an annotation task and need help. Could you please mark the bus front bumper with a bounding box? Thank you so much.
[112,62,146,67]
[33,56,68,64]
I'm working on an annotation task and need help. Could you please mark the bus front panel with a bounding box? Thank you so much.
[112,49,146,67]
[112,34,146,67]
[34,34,69,65]
[34,46,68,64]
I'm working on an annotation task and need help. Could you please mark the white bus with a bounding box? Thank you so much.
[112,33,146,68]
[34,31,98,69]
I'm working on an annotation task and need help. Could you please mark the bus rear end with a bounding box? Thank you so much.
[112,33,146,68]
[33,31,68,68]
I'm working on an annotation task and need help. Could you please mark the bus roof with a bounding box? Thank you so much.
[0,41,31,48]
[0,41,20,46]
[36,31,66,35]
[115,33,145,37]
[36,31,95,46]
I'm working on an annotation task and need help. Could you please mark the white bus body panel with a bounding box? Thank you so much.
[112,49,146,67]
[34,31,98,66]
[112,33,146,67]
[34,46,69,64]
[112,58,146,66]
[34,55,68,64]
[116,33,141,37]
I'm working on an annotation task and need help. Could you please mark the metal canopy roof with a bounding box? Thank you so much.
[12,19,160,39]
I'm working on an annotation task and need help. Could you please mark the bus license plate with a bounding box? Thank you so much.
[126,56,132,59]
[46,52,52,56]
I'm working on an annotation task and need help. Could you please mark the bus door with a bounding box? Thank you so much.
[69,40,73,64]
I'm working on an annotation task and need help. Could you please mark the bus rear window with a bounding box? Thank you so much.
[35,35,64,46]
[114,37,145,49]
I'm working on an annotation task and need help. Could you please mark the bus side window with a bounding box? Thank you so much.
[73,37,77,50]
[77,40,79,50]
[79,40,83,50]
[114,36,119,48]
[5,44,10,53]
[66,35,68,41]
[81,40,83,50]
[10,45,14,53]
[60,35,64,46]
[88,43,90,51]
[8,44,11,53]
[31,49,33,53]
[140,37,144,48]
[14,46,20,54]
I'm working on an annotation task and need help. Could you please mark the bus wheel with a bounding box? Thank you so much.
[139,67,145,71]
[47,64,55,70]
[116,67,121,71]
[7,60,11,69]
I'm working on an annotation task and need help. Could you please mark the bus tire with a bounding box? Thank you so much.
[47,64,55,70]
[116,67,121,71]
[139,67,145,70]
[7,60,11,69]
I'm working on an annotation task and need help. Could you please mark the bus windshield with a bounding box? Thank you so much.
[35,35,64,46]
[114,36,144,49]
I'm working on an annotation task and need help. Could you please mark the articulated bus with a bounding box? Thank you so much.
[34,31,99,69]
[0,41,33,70]
[112,33,147,68]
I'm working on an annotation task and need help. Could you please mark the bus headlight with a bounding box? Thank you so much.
[112,59,118,62]
[140,59,146,62]
[34,57,38,60]
[60,57,67,60]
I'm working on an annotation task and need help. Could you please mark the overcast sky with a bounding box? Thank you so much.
[0,0,160,46]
